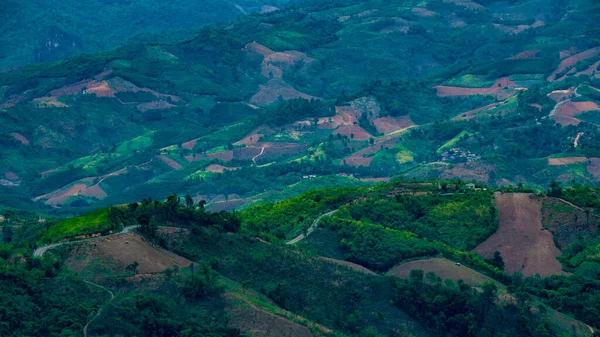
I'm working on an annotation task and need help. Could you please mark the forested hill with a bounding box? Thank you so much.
[1,0,600,214]
[2,181,600,336]
[0,0,290,70]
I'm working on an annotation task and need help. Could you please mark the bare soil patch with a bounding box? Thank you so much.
[181,138,197,150]
[435,77,516,97]
[64,232,191,278]
[548,47,600,81]
[79,184,108,199]
[473,193,565,277]
[85,81,115,97]
[9,132,29,145]
[548,157,588,166]
[587,158,600,180]
[250,79,316,106]
[574,60,600,77]
[234,126,274,146]
[388,258,498,286]
[333,125,373,140]
[4,171,19,181]
[186,150,235,163]
[205,164,238,173]
[373,115,415,134]
[136,100,176,112]
[157,155,181,170]
[225,293,313,337]
[547,89,573,102]
[510,49,541,59]
[442,0,485,10]
[412,7,436,16]
[454,103,500,120]
[34,183,89,205]
[551,101,599,126]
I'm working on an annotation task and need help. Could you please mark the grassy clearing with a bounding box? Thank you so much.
[436,130,473,153]
[444,74,495,88]
[43,208,114,243]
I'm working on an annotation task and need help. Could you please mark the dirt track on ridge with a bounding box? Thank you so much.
[474,193,565,277]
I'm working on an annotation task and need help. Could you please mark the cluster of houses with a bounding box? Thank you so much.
[440,148,480,163]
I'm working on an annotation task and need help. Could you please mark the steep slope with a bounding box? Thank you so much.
[474,193,565,277]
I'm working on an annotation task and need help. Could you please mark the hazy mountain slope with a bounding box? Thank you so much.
[0,0,290,70]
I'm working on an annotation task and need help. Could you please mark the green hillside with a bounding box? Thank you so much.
[2,182,600,336]
[1,0,600,214]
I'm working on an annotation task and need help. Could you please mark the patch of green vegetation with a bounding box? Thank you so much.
[116,134,154,154]
[43,208,115,243]
[437,130,473,153]
[444,74,495,88]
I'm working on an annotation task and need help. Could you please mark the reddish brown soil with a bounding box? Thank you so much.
[547,89,573,102]
[205,164,238,173]
[157,155,181,170]
[473,193,566,277]
[548,157,588,166]
[548,47,600,81]
[411,7,436,16]
[388,258,498,286]
[312,106,360,129]
[85,81,115,97]
[510,49,541,59]
[243,41,274,57]
[64,232,192,278]
[9,132,29,145]
[333,125,373,140]
[373,115,415,134]
[234,126,273,146]
[442,0,485,10]
[186,150,235,163]
[434,77,516,97]
[343,144,381,167]
[34,183,88,205]
[559,47,578,59]
[551,101,599,126]
[48,79,94,97]
[137,100,176,112]
[250,79,316,106]
[225,293,314,337]
[587,158,600,180]
[4,172,19,181]
[79,184,108,199]
[181,139,197,150]
[454,103,500,120]
[574,60,600,77]
[257,142,307,162]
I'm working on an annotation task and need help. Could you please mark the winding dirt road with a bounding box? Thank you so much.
[286,210,337,245]
[83,280,115,337]
[252,146,265,163]
[33,225,141,257]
